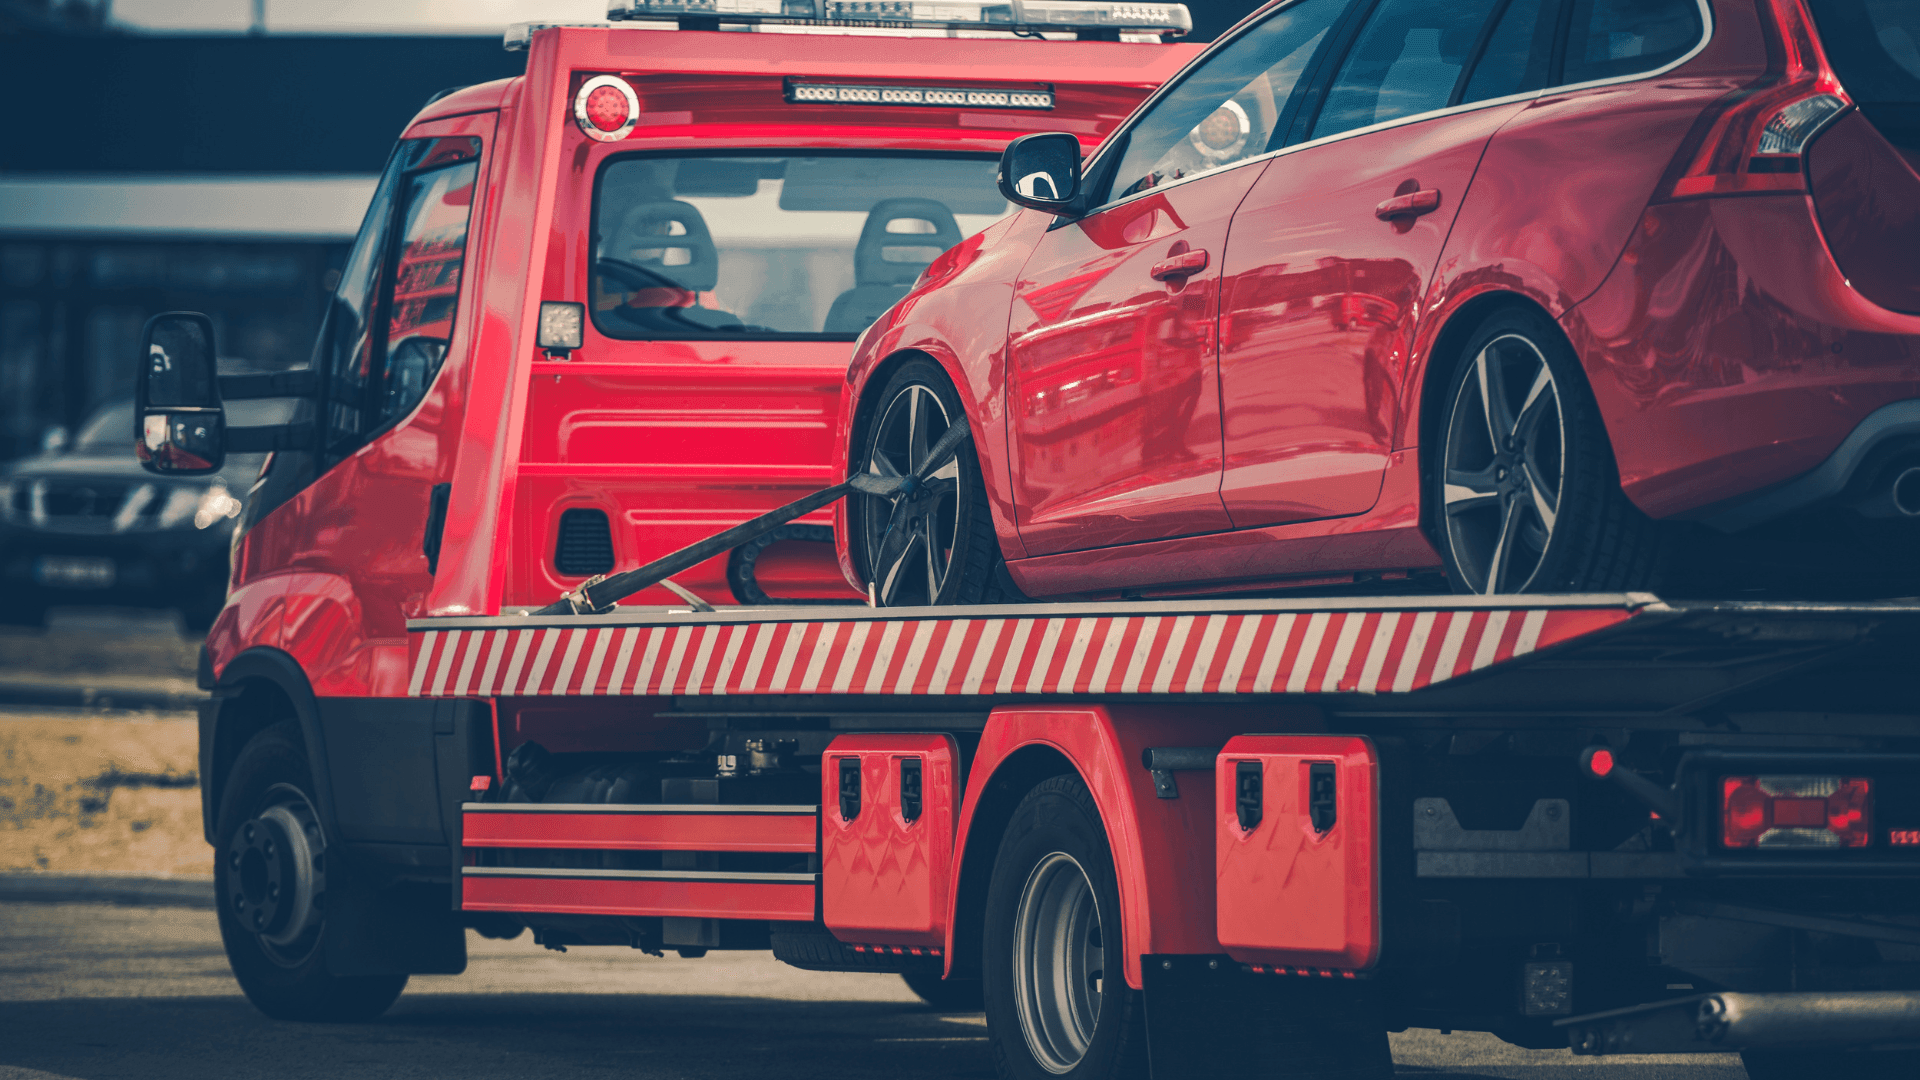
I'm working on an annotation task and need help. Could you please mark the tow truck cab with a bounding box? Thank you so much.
[151,6,1197,957]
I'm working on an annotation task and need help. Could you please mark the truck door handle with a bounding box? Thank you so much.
[1149,248,1209,281]
[1374,188,1441,220]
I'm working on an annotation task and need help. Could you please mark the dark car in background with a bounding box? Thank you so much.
[0,399,262,628]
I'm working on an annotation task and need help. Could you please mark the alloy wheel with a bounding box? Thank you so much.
[861,383,963,606]
[1011,852,1106,1074]
[1441,333,1565,594]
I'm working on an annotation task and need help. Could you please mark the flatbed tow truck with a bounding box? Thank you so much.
[126,5,1920,1078]
[401,590,1920,1077]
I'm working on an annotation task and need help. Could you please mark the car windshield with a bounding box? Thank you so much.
[72,402,136,454]
[592,153,1012,341]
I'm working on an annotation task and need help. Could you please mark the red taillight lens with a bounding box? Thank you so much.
[584,85,630,132]
[1721,775,1872,848]
[1661,0,1850,199]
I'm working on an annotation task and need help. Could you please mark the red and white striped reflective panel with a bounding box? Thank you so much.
[406,607,1633,698]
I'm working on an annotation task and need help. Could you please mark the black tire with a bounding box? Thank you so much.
[850,358,1022,607]
[1429,306,1666,594]
[983,775,1146,1080]
[215,723,407,1022]
[903,970,986,1012]
[1742,1049,1920,1080]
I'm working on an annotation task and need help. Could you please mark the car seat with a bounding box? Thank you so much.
[823,198,963,334]
[598,200,744,334]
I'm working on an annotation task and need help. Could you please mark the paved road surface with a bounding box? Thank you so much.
[0,901,1749,1080]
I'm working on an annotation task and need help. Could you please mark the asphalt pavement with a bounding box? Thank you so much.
[0,900,1752,1080]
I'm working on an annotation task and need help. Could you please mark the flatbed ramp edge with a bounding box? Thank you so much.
[406,593,1920,715]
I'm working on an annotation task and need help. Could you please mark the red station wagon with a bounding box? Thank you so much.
[836,0,1920,606]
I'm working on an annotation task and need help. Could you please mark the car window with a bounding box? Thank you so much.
[1104,0,1351,205]
[1808,1,1920,108]
[1561,0,1704,85]
[1310,0,1506,141]
[1460,0,1557,105]
[591,154,1009,340]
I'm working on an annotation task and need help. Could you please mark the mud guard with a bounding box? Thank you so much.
[1143,955,1392,1080]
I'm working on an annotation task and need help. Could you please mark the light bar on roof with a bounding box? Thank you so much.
[605,0,1191,36]
[788,79,1054,109]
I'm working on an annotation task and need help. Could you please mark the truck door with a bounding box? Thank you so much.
[245,116,494,850]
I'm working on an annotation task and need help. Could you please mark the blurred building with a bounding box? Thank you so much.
[0,23,523,459]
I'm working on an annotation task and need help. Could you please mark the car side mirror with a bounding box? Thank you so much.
[135,311,226,475]
[998,132,1082,212]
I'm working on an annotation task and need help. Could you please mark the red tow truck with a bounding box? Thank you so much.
[132,4,1919,1078]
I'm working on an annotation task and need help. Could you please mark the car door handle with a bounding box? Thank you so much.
[1374,188,1442,220]
[1149,249,1209,281]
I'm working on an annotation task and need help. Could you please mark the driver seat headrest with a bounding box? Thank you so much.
[607,200,721,292]
[854,199,963,287]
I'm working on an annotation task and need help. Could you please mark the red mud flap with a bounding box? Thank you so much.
[1142,955,1392,1080]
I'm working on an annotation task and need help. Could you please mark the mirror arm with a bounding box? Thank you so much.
[219,370,320,400]
[226,424,318,453]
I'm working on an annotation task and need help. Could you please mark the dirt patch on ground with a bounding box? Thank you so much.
[0,712,211,877]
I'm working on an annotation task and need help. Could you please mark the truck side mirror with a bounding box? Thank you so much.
[135,311,226,475]
[998,132,1082,212]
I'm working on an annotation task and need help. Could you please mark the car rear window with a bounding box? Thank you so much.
[591,153,1010,341]
[1811,2,1920,103]
[1561,0,1705,85]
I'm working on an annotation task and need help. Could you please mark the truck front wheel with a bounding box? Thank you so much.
[983,775,1146,1080]
[215,723,407,1021]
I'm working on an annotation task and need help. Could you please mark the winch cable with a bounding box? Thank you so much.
[533,422,972,616]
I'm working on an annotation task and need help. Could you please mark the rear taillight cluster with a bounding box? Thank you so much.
[1721,775,1872,849]
[1663,0,1850,198]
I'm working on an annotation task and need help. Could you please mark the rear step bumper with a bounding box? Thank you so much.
[1560,991,1920,1054]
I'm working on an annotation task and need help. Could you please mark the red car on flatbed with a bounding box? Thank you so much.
[130,4,1920,1079]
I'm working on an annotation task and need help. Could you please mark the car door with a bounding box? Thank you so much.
[1216,0,1553,528]
[1006,0,1355,557]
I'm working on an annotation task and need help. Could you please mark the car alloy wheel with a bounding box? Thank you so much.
[1011,852,1107,1073]
[861,381,964,607]
[226,781,328,968]
[1440,332,1565,594]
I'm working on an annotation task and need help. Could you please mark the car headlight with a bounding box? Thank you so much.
[193,482,244,530]
[0,479,12,520]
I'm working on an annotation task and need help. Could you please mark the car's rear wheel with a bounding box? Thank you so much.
[216,723,407,1021]
[1432,307,1665,594]
[852,358,1020,607]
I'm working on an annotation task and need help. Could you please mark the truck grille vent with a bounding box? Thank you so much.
[554,508,615,577]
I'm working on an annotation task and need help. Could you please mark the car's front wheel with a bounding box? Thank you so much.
[852,358,1020,607]
[1431,307,1666,594]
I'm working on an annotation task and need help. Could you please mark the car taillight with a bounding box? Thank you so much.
[1721,775,1871,849]
[1661,0,1850,199]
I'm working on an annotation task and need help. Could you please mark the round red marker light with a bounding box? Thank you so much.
[584,85,629,132]
[1585,748,1615,778]
[574,75,640,143]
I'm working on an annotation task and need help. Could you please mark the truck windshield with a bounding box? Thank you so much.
[592,153,1010,341]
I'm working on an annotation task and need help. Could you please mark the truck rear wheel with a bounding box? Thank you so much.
[215,723,407,1022]
[983,775,1146,1080]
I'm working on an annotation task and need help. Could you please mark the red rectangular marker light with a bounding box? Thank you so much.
[1721,775,1871,849]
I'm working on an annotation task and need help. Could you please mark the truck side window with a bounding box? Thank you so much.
[378,160,478,426]
[315,136,480,461]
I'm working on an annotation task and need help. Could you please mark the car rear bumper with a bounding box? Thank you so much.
[1565,195,1920,524]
